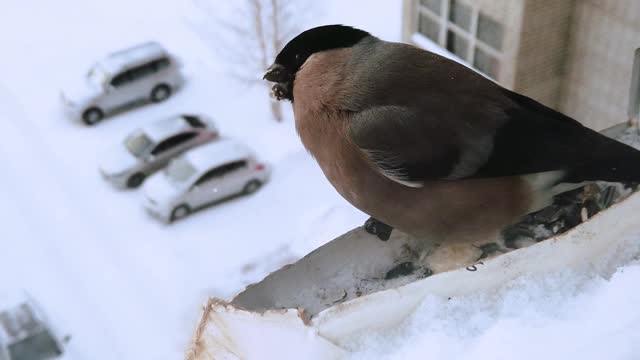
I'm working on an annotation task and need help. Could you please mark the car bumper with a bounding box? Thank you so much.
[142,196,172,223]
[99,168,129,188]
[60,93,82,120]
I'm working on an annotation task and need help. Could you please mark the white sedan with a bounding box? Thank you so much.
[99,114,218,188]
[142,139,272,222]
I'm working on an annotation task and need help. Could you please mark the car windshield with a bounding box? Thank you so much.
[124,131,154,158]
[87,63,108,86]
[164,156,197,184]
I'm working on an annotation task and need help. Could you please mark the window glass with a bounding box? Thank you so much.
[196,166,226,186]
[446,30,469,59]
[473,48,499,79]
[227,160,248,172]
[419,0,441,15]
[418,13,440,42]
[152,57,170,72]
[124,131,154,158]
[182,115,205,128]
[196,161,247,185]
[448,0,471,31]
[477,13,504,50]
[129,63,155,81]
[151,132,197,155]
[110,71,131,87]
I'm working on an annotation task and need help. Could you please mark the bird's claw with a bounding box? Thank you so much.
[364,217,393,241]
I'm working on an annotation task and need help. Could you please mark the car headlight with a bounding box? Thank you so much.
[99,167,128,179]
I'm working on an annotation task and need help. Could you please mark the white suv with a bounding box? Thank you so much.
[61,41,183,125]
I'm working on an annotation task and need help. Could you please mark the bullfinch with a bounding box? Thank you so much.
[263,25,640,251]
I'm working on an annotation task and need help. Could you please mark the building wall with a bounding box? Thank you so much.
[402,0,640,130]
[560,0,640,130]
[513,0,574,109]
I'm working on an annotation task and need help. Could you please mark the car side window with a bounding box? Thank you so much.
[150,132,197,156]
[193,161,247,187]
[226,160,247,173]
[151,57,171,72]
[129,63,155,81]
[110,71,131,87]
[194,168,222,186]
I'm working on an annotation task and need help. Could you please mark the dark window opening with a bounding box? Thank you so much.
[151,132,197,155]
[420,0,441,15]
[446,30,468,59]
[418,13,440,42]
[183,115,205,128]
[448,0,471,31]
[473,48,499,79]
[477,13,504,50]
[110,71,132,87]
[195,160,247,186]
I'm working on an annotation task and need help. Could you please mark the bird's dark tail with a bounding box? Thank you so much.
[566,127,640,183]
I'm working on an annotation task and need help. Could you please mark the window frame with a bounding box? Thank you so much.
[415,0,504,80]
[629,48,640,122]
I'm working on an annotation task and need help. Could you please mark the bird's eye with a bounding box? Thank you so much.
[295,54,301,60]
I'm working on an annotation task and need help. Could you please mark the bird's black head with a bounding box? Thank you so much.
[263,25,371,101]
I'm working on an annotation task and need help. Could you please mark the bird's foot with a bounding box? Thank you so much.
[364,217,393,241]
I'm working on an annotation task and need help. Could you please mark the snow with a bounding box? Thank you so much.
[0,0,638,359]
[350,265,640,359]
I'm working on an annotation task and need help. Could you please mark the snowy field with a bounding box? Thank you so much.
[1,1,639,359]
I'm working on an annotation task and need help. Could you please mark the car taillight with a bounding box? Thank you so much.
[256,164,265,171]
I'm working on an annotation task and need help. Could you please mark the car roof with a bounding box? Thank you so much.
[141,115,198,142]
[185,139,254,171]
[100,41,168,73]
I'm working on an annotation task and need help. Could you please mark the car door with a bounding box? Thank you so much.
[184,165,231,208]
[103,63,153,109]
[144,132,198,172]
[223,160,251,195]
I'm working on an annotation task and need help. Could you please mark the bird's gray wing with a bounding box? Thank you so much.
[349,105,498,186]
[347,41,640,186]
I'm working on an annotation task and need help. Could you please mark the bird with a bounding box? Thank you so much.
[263,24,640,265]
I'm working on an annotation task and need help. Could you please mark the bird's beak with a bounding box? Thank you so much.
[263,63,291,83]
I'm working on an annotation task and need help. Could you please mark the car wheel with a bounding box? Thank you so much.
[150,84,171,102]
[82,107,103,125]
[171,204,191,222]
[243,180,262,195]
[126,173,146,188]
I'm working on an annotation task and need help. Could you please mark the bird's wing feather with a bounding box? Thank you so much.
[347,41,640,186]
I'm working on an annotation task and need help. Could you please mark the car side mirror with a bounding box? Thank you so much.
[104,83,115,93]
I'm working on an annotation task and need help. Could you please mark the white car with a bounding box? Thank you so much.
[60,41,183,125]
[142,139,272,222]
[0,292,70,360]
[99,114,219,188]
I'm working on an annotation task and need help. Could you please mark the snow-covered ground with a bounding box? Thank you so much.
[1,1,639,359]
